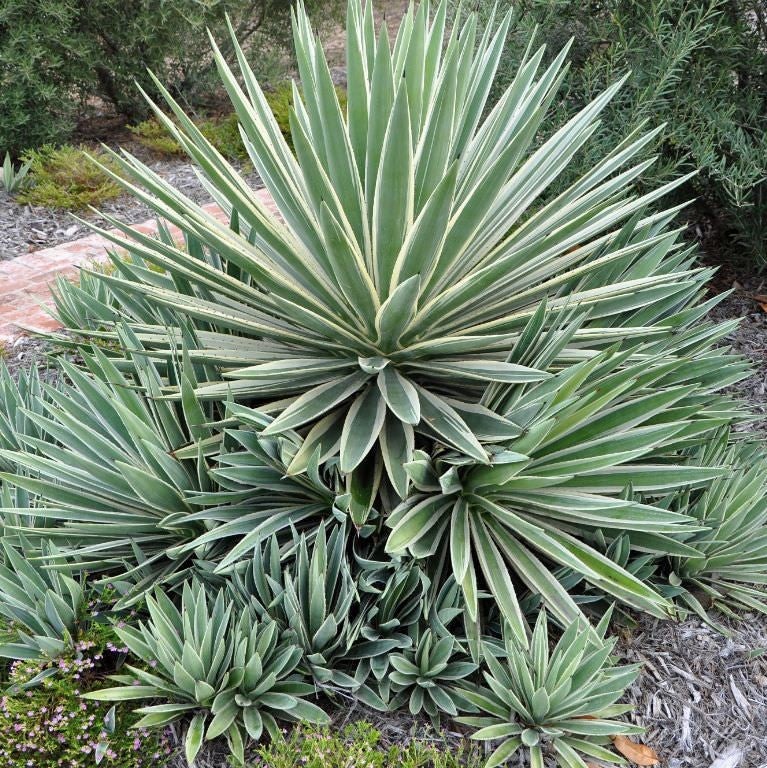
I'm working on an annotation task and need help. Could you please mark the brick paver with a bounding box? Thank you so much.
[0,190,278,342]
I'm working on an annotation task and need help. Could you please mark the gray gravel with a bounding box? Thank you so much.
[0,156,261,261]
[709,279,767,433]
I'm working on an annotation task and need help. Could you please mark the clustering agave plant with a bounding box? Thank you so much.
[86,581,329,765]
[388,629,476,722]
[666,432,767,619]
[35,0,750,631]
[0,539,86,660]
[458,611,642,768]
[0,0,764,765]
[233,522,362,687]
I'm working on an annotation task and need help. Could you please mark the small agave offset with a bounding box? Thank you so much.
[0,0,764,764]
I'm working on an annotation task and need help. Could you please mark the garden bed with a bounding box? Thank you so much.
[1,2,766,766]
[3,271,767,768]
[0,144,262,262]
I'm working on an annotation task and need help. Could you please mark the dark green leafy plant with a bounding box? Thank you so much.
[458,610,641,768]
[459,0,767,263]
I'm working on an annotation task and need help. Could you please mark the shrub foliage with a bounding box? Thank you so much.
[0,0,342,156]
[0,1,765,766]
[458,0,767,263]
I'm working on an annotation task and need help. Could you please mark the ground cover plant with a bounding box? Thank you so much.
[18,145,121,210]
[0,0,766,766]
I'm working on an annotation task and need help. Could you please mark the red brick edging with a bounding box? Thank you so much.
[0,190,277,342]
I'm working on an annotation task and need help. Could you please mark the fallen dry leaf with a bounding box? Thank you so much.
[612,735,660,766]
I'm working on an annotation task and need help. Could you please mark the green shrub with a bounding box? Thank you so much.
[457,0,767,263]
[0,0,343,156]
[265,82,348,148]
[199,113,249,162]
[129,120,185,157]
[131,113,250,161]
[18,145,121,210]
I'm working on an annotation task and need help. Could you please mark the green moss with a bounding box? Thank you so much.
[17,145,122,210]
[254,722,483,768]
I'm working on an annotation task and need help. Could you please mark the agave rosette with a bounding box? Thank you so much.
[14,0,752,628]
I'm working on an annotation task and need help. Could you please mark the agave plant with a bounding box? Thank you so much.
[40,0,749,626]
[665,433,767,619]
[0,538,86,660]
[2,152,31,194]
[9,0,756,636]
[86,580,328,766]
[0,346,218,602]
[458,610,641,768]
[388,629,477,722]
[0,362,53,467]
[232,522,362,688]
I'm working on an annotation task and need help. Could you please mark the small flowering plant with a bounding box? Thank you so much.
[0,630,166,767]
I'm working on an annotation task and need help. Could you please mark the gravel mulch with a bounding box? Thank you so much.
[0,152,262,261]
[622,613,767,768]
[708,278,767,432]
[0,335,65,386]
